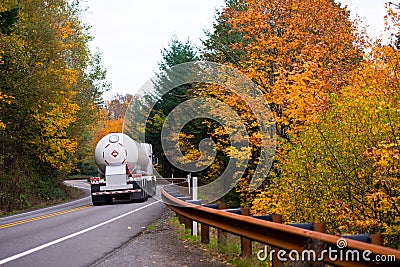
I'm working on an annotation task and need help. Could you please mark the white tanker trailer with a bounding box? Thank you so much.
[90,133,157,205]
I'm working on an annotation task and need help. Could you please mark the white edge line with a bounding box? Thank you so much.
[72,186,91,190]
[0,200,162,265]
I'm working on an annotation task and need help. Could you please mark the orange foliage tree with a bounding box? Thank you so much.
[92,94,132,149]
[92,109,123,146]
[252,4,400,247]
[204,0,362,137]
[201,0,362,205]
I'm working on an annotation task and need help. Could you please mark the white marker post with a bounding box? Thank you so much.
[192,176,198,236]
[187,173,191,195]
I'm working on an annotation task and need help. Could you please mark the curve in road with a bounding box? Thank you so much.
[0,180,165,267]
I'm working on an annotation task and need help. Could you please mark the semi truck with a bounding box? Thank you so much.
[90,133,157,205]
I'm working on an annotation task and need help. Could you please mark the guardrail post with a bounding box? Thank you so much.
[272,214,282,223]
[313,222,326,233]
[313,222,326,267]
[271,214,283,267]
[370,233,383,246]
[218,203,228,247]
[184,217,192,231]
[177,213,184,225]
[201,223,210,244]
[200,201,211,244]
[240,208,252,258]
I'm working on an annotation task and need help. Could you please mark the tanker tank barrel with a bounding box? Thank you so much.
[90,133,157,205]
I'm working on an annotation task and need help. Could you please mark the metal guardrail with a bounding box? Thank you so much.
[161,187,400,267]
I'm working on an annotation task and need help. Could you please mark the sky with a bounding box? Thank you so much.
[81,0,392,100]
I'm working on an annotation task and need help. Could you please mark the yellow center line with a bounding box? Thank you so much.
[0,205,92,229]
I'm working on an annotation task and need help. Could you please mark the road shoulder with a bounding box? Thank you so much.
[92,207,229,267]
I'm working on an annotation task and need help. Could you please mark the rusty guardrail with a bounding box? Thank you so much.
[161,187,400,267]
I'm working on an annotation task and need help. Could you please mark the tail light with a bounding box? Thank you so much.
[90,177,101,184]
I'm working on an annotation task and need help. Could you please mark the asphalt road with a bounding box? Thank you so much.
[0,180,165,267]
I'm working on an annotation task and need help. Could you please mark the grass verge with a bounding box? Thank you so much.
[168,216,272,267]
[0,181,85,218]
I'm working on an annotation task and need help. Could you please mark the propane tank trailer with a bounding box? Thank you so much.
[90,133,157,205]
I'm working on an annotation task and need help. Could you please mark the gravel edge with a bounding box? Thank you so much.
[91,206,230,267]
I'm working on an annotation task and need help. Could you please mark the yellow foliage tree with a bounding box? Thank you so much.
[205,0,362,136]
[0,0,108,212]
[252,33,400,247]
[32,92,80,171]
[201,0,362,205]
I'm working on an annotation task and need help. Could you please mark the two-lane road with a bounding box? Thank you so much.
[0,180,165,267]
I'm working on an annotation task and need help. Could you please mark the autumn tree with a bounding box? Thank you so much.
[204,0,362,137]
[71,50,110,169]
[388,2,400,49]
[252,4,400,247]
[0,0,108,212]
[253,44,400,247]
[106,93,133,120]
[92,93,133,144]
[199,0,363,206]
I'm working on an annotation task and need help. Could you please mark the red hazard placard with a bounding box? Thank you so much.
[111,150,119,157]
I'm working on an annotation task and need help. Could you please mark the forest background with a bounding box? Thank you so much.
[0,0,399,247]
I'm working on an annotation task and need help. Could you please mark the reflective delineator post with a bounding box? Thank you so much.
[187,173,191,195]
[192,176,198,236]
